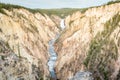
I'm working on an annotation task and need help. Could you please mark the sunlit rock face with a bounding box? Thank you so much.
[69,71,93,80]
[0,8,60,79]
[0,2,120,80]
[55,3,120,80]
[0,40,44,80]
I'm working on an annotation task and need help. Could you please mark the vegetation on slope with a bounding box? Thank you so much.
[84,13,120,80]
[36,8,87,18]
[0,3,25,14]
[107,0,120,5]
[0,0,120,18]
[0,3,87,18]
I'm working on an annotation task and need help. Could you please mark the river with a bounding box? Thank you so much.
[47,19,65,79]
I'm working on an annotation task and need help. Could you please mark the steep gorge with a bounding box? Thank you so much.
[0,7,61,80]
[55,2,120,80]
[0,1,120,80]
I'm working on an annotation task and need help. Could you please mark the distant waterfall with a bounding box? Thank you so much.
[60,19,65,30]
[47,19,66,79]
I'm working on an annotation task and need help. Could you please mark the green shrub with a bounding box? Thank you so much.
[84,13,120,80]
[0,3,88,18]
[107,0,120,5]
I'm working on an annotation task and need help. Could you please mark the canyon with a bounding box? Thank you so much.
[0,1,120,80]
[0,6,61,80]
[55,2,120,80]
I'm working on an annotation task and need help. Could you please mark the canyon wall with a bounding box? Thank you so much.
[0,7,61,79]
[55,3,120,80]
[0,2,120,80]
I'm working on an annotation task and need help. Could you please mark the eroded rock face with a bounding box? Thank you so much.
[0,40,44,80]
[69,71,93,80]
[0,8,60,79]
[55,3,120,80]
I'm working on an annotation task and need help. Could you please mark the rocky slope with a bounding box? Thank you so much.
[0,1,120,80]
[55,2,120,80]
[0,40,44,80]
[0,6,61,79]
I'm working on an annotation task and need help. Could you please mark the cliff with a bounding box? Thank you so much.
[55,2,120,80]
[0,4,61,79]
[0,1,120,80]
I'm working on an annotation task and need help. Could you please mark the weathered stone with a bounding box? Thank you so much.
[55,2,120,80]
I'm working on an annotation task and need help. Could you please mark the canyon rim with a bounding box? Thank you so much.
[0,0,120,80]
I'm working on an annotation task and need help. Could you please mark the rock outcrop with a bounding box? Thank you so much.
[55,3,120,80]
[69,71,93,80]
[0,40,44,80]
[0,7,60,79]
[1,2,120,80]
